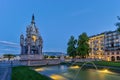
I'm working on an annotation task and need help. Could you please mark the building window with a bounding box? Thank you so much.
[111,56,115,61]
[107,52,109,55]
[117,56,120,60]
[117,52,119,55]
[112,52,114,55]
[101,47,104,50]
[111,43,114,47]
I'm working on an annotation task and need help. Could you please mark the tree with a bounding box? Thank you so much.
[50,56,55,59]
[77,32,89,58]
[44,55,48,59]
[67,36,77,58]
[116,16,120,32]
[3,54,15,60]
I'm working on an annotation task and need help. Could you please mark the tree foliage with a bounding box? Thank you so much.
[3,54,15,60]
[44,55,48,59]
[116,16,120,32]
[77,32,89,58]
[50,56,55,59]
[67,36,77,58]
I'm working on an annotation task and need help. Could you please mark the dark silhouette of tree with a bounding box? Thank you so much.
[77,32,89,58]
[44,55,48,59]
[3,54,15,60]
[67,36,77,58]
[50,56,55,59]
[116,16,120,32]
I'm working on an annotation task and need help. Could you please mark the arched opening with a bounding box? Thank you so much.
[111,56,115,61]
[116,56,120,60]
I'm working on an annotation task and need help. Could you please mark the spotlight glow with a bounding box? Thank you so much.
[69,65,80,69]
[97,69,112,74]
[35,68,44,71]
[50,74,67,80]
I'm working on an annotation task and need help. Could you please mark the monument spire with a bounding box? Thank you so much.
[31,14,35,24]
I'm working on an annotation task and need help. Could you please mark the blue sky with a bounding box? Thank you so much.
[0,0,120,55]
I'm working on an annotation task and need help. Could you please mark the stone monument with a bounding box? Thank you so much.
[20,15,43,65]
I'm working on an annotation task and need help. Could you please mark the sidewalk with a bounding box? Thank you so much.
[0,61,12,80]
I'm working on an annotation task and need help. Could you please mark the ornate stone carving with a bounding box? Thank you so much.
[20,15,43,56]
[20,34,24,46]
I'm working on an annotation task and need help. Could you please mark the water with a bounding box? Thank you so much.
[73,61,98,80]
[35,65,120,80]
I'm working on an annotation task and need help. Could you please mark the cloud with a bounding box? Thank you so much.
[0,48,20,55]
[0,40,20,48]
[0,40,20,55]
[0,48,19,51]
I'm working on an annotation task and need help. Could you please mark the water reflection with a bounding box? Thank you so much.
[35,65,120,80]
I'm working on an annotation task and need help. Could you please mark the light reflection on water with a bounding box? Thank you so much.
[35,65,120,80]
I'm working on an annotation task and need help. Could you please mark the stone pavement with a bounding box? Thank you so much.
[0,61,12,80]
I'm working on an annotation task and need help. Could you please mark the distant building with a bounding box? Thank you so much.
[20,15,43,61]
[88,33,105,59]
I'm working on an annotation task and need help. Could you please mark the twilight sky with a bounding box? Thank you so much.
[0,0,120,55]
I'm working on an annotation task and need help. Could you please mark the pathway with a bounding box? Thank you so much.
[0,61,12,80]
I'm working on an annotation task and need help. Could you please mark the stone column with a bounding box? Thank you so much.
[38,46,41,54]
[40,46,42,55]
[115,51,117,61]
[27,45,31,66]
[21,46,23,54]
[28,60,30,66]
[27,45,30,55]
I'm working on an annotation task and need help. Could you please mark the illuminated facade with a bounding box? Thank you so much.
[89,31,120,61]
[104,31,120,61]
[88,33,105,59]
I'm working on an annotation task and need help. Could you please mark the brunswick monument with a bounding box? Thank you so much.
[20,15,43,65]
[20,15,61,66]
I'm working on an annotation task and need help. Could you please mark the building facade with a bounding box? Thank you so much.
[89,31,120,61]
[88,33,104,59]
[104,31,120,61]
[20,15,43,60]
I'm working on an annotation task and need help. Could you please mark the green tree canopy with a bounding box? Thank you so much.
[116,16,120,32]
[3,54,15,60]
[50,55,55,59]
[67,35,77,58]
[44,55,48,59]
[77,32,89,58]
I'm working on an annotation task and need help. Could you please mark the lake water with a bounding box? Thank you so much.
[35,65,120,80]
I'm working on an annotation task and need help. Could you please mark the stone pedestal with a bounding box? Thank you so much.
[20,54,43,60]
[20,54,43,66]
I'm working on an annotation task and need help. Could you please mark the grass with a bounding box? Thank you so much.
[61,61,120,68]
[12,66,51,80]
[93,61,120,67]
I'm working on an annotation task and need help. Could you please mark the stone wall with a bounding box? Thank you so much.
[20,59,60,66]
